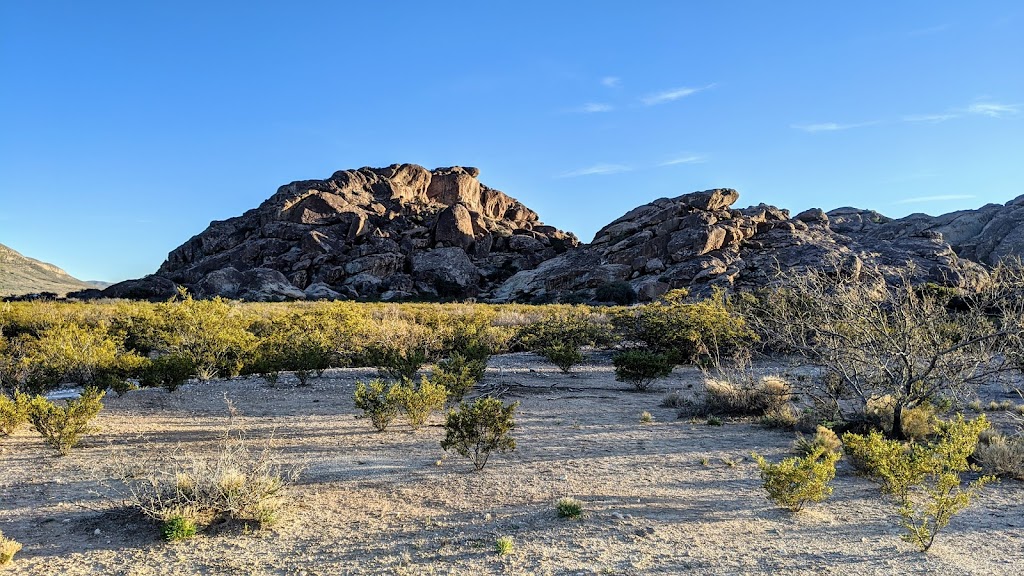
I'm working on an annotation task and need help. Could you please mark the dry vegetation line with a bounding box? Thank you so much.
[2,358,1023,575]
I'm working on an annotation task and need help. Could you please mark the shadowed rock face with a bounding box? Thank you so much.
[492,189,987,303]
[100,164,577,301]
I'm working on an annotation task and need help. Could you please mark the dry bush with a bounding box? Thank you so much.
[975,434,1024,480]
[794,426,843,457]
[0,530,22,565]
[700,375,792,417]
[865,396,940,441]
[760,404,802,430]
[121,428,299,536]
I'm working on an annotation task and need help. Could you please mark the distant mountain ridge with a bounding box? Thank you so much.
[0,243,95,297]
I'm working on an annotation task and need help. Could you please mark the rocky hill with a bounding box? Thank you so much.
[89,164,577,301]
[0,243,93,297]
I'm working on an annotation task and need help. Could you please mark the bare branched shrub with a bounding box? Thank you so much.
[740,261,1024,439]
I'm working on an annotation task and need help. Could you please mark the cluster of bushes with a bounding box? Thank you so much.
[1,387,105,455]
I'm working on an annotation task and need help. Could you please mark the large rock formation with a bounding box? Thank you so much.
[492,189,987,303]
[0,243,94,298]
[97,164,577,301]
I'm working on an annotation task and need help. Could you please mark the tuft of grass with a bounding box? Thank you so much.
[639,411,653,424]
[556,497,584,519]
[0,530,22,566]
[495,536,514,556]
[975,434,1024,480]
[699,376,791,417]
[794,426,843,457]
[160,514,198,541]
[706,416,723,426]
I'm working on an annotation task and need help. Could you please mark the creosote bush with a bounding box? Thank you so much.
[395,376,448,430]
[432,351,488,402]
[612,350,674,391]
[556,497,584,519]
[140,354,194,392]
[28,387,104,455]
[441,397,517,470]
[353,379,402,432]
[539,342,584,374]
[0,530,22,566]
[0,390,30,436]
[753,447,841,512]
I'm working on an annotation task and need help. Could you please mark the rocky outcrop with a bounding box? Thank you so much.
[493,189,987,303]
[831,195,1024,266]
[97,164,577,301]
[0,243,93,298]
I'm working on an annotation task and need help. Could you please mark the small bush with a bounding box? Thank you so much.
[794,426,842,457]
[0,390,30,436]
[140,354,194,392]
[0,530,22,565]
[864,397,939,440]
[753,447,841,512]
[28,387,105,455]
[433,352,487,402]
[842,429,918,501]
[975,434,1024,480]
[353,379,402,432]
[495,536,514,556]
[760,404,801,430]
[701,376,791,417]
[556,497,584,519]
[595,281,637,305]
[539,343,583,373]
[395,376,448,430]
[440,397,517,470]
[612,350,674,391]
[369,345,428,381]
[639,411,653,424]
[161,515,198,541]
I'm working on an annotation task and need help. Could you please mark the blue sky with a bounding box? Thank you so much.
[1,1,1021,282]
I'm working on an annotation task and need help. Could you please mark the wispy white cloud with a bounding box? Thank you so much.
[641,84,714,106]
[902,112,960,123]
[601,76,621,88]
[967,102,1020,118]
[894,194,975,205]
[557,164,632,178]
[791,120,879,133]
[908,23,951,36]
[575,102,614,113]
[659,154,708,166]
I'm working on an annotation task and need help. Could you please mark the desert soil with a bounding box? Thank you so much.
[2,353,1022,575]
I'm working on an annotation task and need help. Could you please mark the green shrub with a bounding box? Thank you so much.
[440,397,518,470]
[0,390,30,436]
[612,350,674,391]
[369,345,429,381]
[161,514,198,541]
[353,379,402,432]
[27,387,105,455]
[495,535,514,556]
[433,352,487,402]
[156,292,257,379]
[752,447,841,512]
[395,376,448,430]
[556,497,584,519]
[140,354,194,392]
[595,281,637,305]
[0,530,22,566]
[842,429,919,502]
[539,342,584,373]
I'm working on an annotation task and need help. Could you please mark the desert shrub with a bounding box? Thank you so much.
[700,376,791,417]
[539,342,584,373]
[975,434,1024,480]
[155,292,257,379]
[517,306,615,351]
[22,321,142,393]
[864,396,939,441]
[140,354,194,392]
[0,390,30,436]
[122,429,297,534]
[161,514,198,541]
[353,379,402,432]
[794,426,842,457]
[0,530,22,566]
[433,351,487,402]
[844,415,993,551]
[753,447,841,512]
[611,291,754,365]
[612,350,674,391]
[639,411,653,424]
[27,387,104,455]
[395,376,448,430]
[760,404,802,429]
[368,345,429,381]
[495,536,514,556]
[595,281,637,305]
[440,397,518,470]
[556,497,584,519]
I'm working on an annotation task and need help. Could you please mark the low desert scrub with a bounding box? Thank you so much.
[639,411,653,424]
[975,433,1024,480]
[556,497,584,519]
[495,536,514,556]
[369,345,429,381]
[612,350,674,391]
[760,404,802,430]
[752,447,840,512]
[395,377,448,430]
[353,379,402,432]
[0,530,22,565]
[440,397,517,470]
[697,375,791,417]
[794,426,842,457]
[28,387,104,455]
[121,428,298,538]
[0,390,30,436]
[432,351,487,402]
[843,414,994,551]
[865,396,939,440]
[140,354,194,392]
[985,399,1016,412]
[539,342,584,373]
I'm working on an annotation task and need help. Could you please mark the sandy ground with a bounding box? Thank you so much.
[2,353,1023,575]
